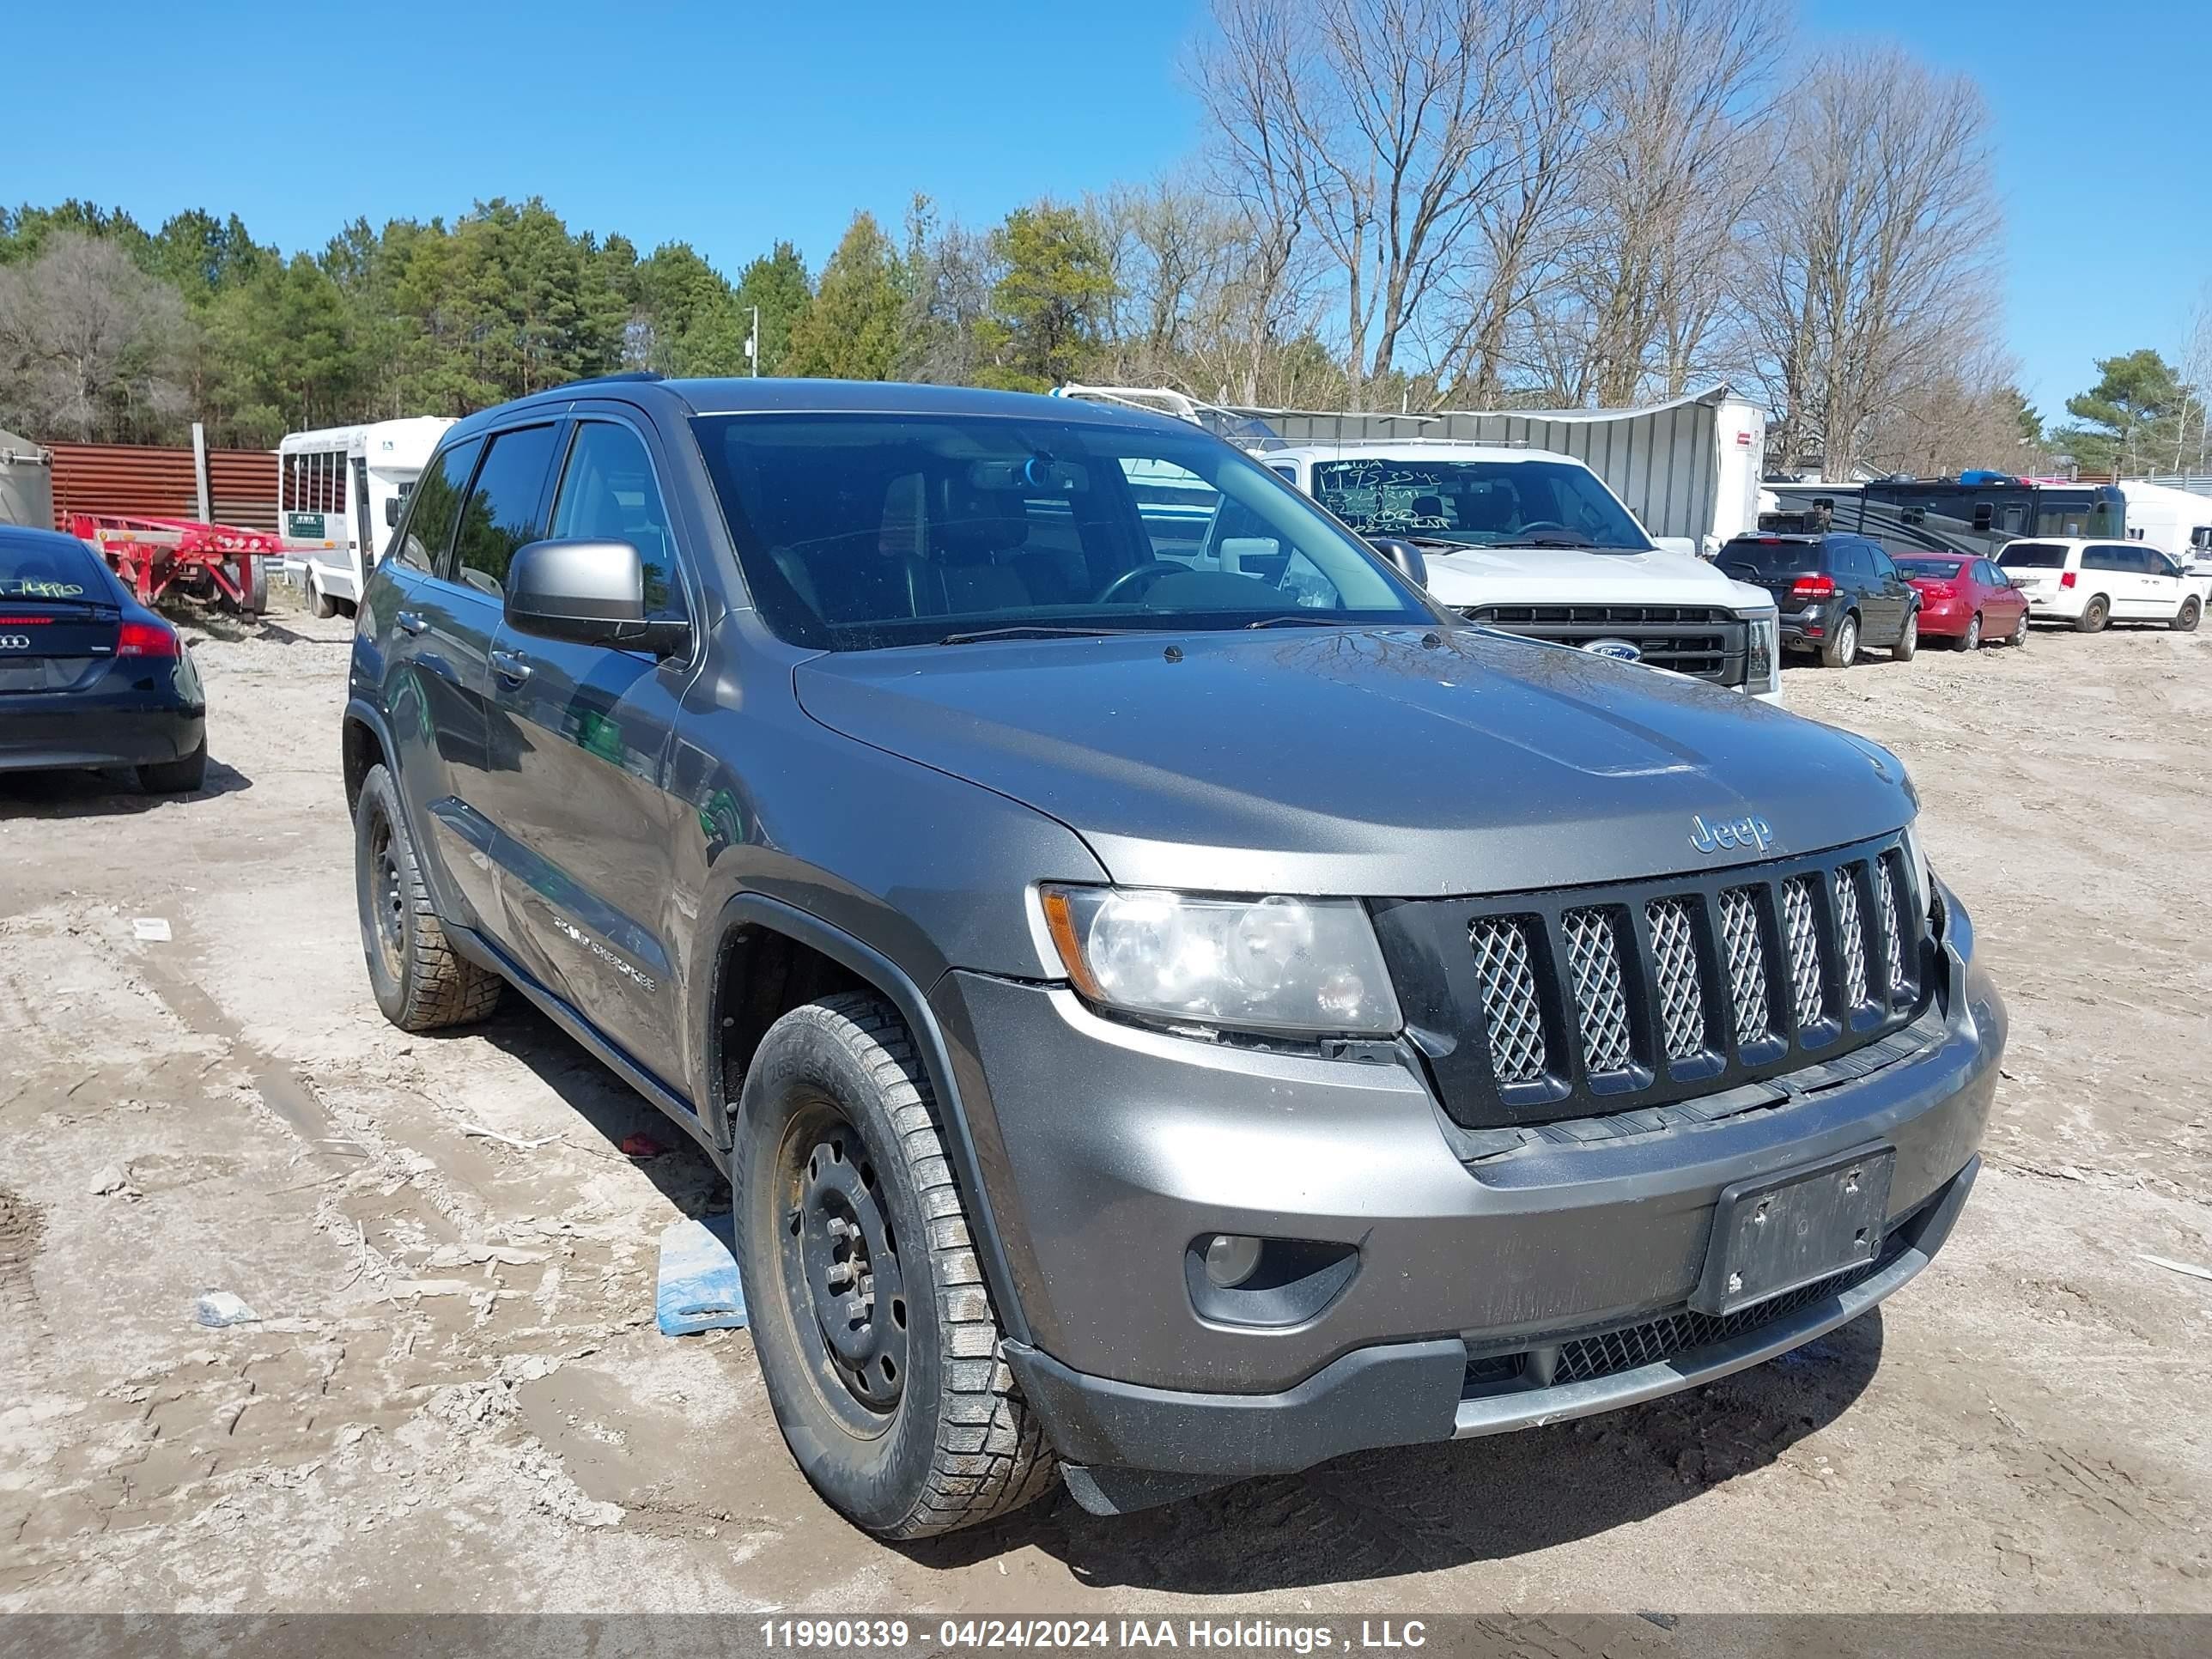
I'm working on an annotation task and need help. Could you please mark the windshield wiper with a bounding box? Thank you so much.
[1243,613,1342,629]
[1487,534,1601,550]
[932,624,1137,646]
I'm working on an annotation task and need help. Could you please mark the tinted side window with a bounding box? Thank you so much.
[1832,542,1864,578]
[1866,544,1898,579]
[392,438,482,574]
[2081,544,2124,572]
[453,424,561,596]
[550,422,685,622]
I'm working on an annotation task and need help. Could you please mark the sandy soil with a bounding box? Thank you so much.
[1,600,2208,1614]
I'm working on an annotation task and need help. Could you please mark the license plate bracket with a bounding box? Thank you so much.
[1692,1145,1895,1316]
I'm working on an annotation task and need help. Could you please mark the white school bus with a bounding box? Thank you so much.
[276,416,454,615]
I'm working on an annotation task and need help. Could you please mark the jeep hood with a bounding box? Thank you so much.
[1420,544,1769,612]
[793,628,1911,896]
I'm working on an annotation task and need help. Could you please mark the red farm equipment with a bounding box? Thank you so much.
[69,513,282,617]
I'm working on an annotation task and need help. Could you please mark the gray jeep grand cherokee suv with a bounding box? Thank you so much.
[343,376,2002,1536]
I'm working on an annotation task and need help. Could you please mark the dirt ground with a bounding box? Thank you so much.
[2,598,2208,1616]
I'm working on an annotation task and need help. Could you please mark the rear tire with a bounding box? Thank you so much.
[353,763,501,1031]
[2075,595,2110,633]
[309,579,338,620]
[1820,611,1860,668]
[137,742,207,794]
[1891,612,1917,661]
[1958,614,1982,651]
[734,993,1056,1539]
[2174,596,2202,633]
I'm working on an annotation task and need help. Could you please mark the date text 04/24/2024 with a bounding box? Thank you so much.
[757,1620,1430,1651]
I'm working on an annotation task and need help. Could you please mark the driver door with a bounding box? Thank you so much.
[477,414,701,1083]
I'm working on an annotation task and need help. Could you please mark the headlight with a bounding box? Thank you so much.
[1739,606,1779,692]
[1039,885,1402,1036]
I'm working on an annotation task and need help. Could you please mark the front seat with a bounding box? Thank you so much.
[918,485,1032,617]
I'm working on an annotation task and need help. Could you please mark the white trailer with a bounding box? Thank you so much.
[1056,384,1766,555]
[277,416,454,616]
[2118,479,2212,564]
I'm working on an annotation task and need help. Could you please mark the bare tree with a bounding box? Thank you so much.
[1194,0,1569,407]
[1740,45,2002,477]
[0,231,189,441]
[2172,282,2212,475]
[1543,0,1783,404]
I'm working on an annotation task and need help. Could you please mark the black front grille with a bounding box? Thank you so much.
[1374,833,1935,1131]
[1464,604,1747,686]
[1550,1255,1883,1384]
[1458,1228,1913,1400]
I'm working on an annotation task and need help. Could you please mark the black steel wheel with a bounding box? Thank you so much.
[734,994,1056,1537]
[352,763,502,1031]
[775,1097,911,1431]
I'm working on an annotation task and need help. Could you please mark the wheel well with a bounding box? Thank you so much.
[712,924,869,1116]
[342,718,386,813]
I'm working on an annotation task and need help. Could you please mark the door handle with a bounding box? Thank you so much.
[397,610,428,636]
[490,647,532,685]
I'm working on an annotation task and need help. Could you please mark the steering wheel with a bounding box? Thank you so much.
[1512,520,1571,536]
[1094,560,1191,605]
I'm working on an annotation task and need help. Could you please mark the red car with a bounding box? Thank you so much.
[1891,553,2029,650]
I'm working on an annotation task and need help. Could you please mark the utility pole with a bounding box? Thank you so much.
[746,306,760,377]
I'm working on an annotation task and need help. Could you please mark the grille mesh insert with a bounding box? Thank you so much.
[1468,919,1547,1083]
[1780,877,1824,1028]
[1717,887,1771,1046]
[1834,863,1870,1010]
[1646,898,1705,1061]
[1562,908,1635,1074]
[1876,854,1907,994]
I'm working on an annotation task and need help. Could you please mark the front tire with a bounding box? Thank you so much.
[2174,596,2203,633]
[735,994,1056,1539]
[1821,611,1860,668]
[2075,595,2110,633]
[309,578,338,620]
[2004,611,2029,647]
[353,763,501,1031]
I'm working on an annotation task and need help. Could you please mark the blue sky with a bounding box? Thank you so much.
[9,0,2206,420]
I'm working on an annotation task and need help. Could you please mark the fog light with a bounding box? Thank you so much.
[1202,1232,1263,1288]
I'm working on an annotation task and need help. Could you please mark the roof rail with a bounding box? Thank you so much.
[548,371,666,392]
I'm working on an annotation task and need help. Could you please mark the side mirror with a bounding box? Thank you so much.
[1652,535,1698,558]
[505,539,690,658]
[1365,536,1428,590]
[386,498,401,527]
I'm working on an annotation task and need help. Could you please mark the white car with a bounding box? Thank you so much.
[1994,538,2208,633]
[1261,441,1783,703]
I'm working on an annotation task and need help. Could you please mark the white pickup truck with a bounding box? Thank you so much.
[1258,441,1784,704]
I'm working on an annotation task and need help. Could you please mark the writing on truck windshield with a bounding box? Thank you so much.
[1308,458,1652,551]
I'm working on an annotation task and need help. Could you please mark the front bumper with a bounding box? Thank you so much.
[939,884,2001,1499]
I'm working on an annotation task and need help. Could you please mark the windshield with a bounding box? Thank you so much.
[1307,457,1653,550]
[691,413,1431,649]
[1894,556,1965,580]
[1997,543,2067,569]
[0,534,111,600]
[1717,540,1820,574]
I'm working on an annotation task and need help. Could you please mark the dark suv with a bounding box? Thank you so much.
[344,377,2002,1536]
[1718,532,1922,667]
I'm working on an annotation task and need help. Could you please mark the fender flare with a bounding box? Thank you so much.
[699,891,1033,1346]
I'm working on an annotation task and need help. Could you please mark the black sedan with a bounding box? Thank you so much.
[1,526,207,793]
